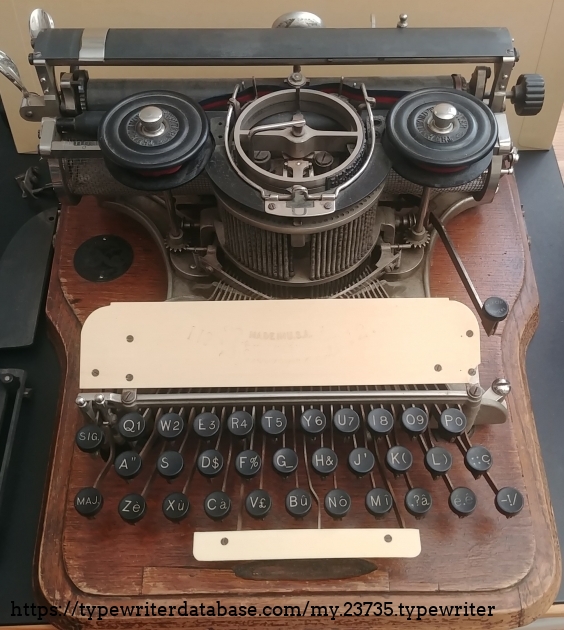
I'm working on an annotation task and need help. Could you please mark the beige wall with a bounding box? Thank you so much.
[1,0,563,153]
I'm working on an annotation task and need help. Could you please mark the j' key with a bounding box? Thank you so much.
[75,424,104,453]
[495,487,524,518]
[333,408,360,435]
[118,412,146,440]
[235,449,262,477]
[114,450,142,479]
[311,447,338,475]
[449,487,477,517]
[273,448,298,475]
[348,447,375,476]
[261,410,287,436]
[118,493,146,523]
[227,411,254,437]
[424,446,452,478]
[367,408,394,437]
[365,488,393,516]
[162,492,190,522]
[465,445,493,478]
[325,488,351,518]
[197,449,224,477]
[157,412,185,440]
[246,489,272,518]
[439,408,468,441]
[405,488,432,519]
[74,487,103,517]
[204,490,231,520]
[401,407,428,437]
[286,488,313,517]
[193,412,220,439]
[300,409,326,435]
[157,451,184,479]
[385,445,413,475]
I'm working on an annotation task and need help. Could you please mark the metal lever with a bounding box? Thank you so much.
[0,51,29,98]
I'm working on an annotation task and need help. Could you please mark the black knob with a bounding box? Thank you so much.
[367,408,394,436]
[157,412,185,440]
[324,488,352,518]
[204,490,231,520]
[348,447,375,476]
[114,450,142,479]
[286,488,312,517]
[273,448,298,475]
[74,487,103,517]
[404,488,432,519]
[511,74,545,116]
[157,451,184,479]
[311,447,338,475]
[365,488,393,516]
[333,408,360,434]
[193,412,220,439]
[483,296,509,322]
[449,487,477,517]
[424,446,452,478]
[235,449,262,477]
[118,412,146,440]
[465,445,493,478]
[438,408,467,441]
[245,489,272,518]
[385,445,413,475]
[162,492,190,521]
[227,411,254,437]
[400,407,428,437]
[300,409,326,435]
[197,449,224,477]
[75,424,105,453]
[495,487,524,517]
[118,493,146,522]
[261,409,287,435]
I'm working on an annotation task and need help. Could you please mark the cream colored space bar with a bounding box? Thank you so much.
[193,529,421,561]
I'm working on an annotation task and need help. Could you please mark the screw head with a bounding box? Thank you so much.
[323,201,332,209]
[125,374,134,382]
[492,378,511,396]
[434,364,442,372]
[91,369,99,377]
[75,396,86,407]
[94,394,105,404]
[126,335,134,342]
[466,330,474,337]
[468,368,477,376]
[268,202,276,210]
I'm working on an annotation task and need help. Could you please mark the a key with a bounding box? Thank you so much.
[261,410,287,436]
[324,489,351,517]
[495,487,524,518]
[227,411,254,437]
[75,424,105,453]
[118,412,146,440]
[404,488,432,518]
[385,445,413,475]
[424,446,452,478]
[197,449,224,477]
[401,407,428,437]
[365,488,393,516]
[118,493,146,523]
[273,448,298,475]
[439,408,467,441]
[465,445,493,478]
[235,449,262,477]
[449,487,477,517]
[74,487,103,517]
[333,408,360,435]
[367,408,394,437]
[157,451,184,479]
[114,450,142,479]
[311,447,338,475]
[348,447,375,476]
[193,412,220,439]
[245,489,272,518]
[157,412,184,440]
[286,488,312,517]
[162,492,190,522]
[204,491,231,520]
[300,409,326,435]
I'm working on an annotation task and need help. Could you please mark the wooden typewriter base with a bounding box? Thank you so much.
[36,176,560,628]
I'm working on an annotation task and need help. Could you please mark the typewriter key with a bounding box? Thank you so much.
[439,408,467,440]
[157,412,185,440]
[227,411,254,437]
[74,487,103,517]
[246,489,272,518]
[273,448,298,475]
[333,408,360,434]
[261,410,287,436]
[465,445,493,478]
[385,446,413,474]
[204,491,231,520]
[162,492,190,521]
[157,451,184,479]
[75,424,104,453]
[365,488,393,516]
[325,489,351,517]
[193,412,220,439]
[118,493,146,522]
[348,447,375,476]
[401,407,428,436]
[367,408,394,436]
[300,409,326,435]
[235,449,262,477]
[311,447,338,475]
[286,488,313,517]
[424,446,452,478]
[118,412,146,440]
[114,450,142,479]
[449,487,477,517]
[197,449,224,477]
[495,487,524,517]
[405,488,432,518]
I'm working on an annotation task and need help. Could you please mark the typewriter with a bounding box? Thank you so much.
[0,9,559,629]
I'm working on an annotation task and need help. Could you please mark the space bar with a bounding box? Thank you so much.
[193,529,421,561]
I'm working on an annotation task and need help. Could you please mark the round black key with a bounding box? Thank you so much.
[227,411,254,437]
[465,445,493,478]
[401,407,428,436]
[246,489,272,518]
[235,449,262,477]
[157,412,184,440]
[118,412,146,440]
[273,448,298,475]
[75,424,104,453]
[114,450,142,479]
[367,409,394,436]
[424,446,452,478]
[204,491,231,520]
[333,408,360,434]
[449,487,477,517]
[311,447,338,475]
[162,492,190,521]
[495,487,524,517]
[386,446,413,474]
[348,447,375,476]
[439,408,467,440]
[405,488,433,518]
[74,487,103,516]
[193,412,220,439]
[261,410,287,436]
[118,493,146,522]
[300,409,326,435]
[157,451,184,479]
[324,489,351,517]
[197,449,224,477]
[365,488,393,516]
[286,488,312,517]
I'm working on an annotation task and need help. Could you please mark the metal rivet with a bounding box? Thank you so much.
[91,369,99,377]
[384,534,392,543]
[468,368,476,376]
[126,374,133,382]
[324,201,332,209]
[434,364,442,372]
[126,335,134,342]
[466,330,474,337]
[221,537,229,545]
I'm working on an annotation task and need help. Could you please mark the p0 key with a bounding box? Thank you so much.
[439,408,467,440]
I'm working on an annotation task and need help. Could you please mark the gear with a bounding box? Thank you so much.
[164,236,190,252]
[510,74,545,116]
[404,229,430,248]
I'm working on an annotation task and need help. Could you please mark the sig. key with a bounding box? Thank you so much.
[75,424,105,454]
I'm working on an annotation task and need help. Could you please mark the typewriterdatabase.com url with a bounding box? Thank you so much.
[11,600,496,622]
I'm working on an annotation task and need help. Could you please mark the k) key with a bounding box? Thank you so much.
[385,445,413,475]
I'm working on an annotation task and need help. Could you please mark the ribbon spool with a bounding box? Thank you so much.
[98,91,214,191]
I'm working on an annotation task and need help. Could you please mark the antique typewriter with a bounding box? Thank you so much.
[0,9,559,629]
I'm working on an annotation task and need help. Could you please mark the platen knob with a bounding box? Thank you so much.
[511,74,545,116]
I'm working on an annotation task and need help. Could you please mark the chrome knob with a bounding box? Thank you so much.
[272,11,324,28]
[430,103,457,133]
[139,106,165,136]
[492,378,511,397]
